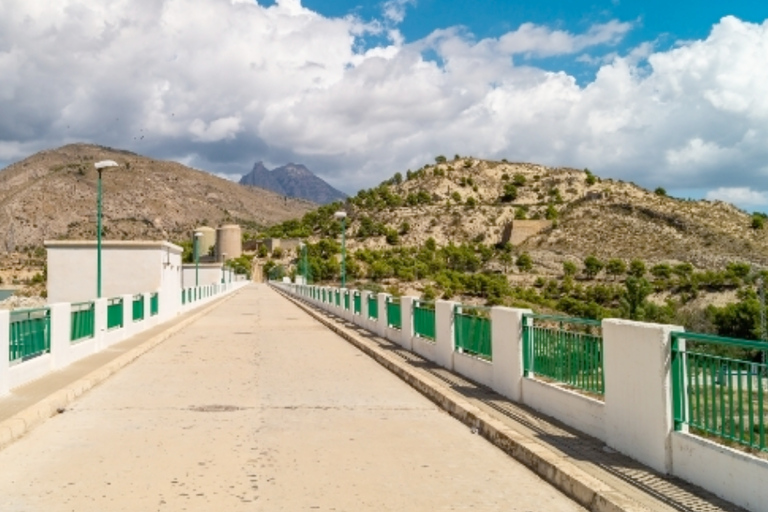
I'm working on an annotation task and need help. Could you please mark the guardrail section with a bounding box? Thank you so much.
[9,308,51,364]
[454,305,491,360]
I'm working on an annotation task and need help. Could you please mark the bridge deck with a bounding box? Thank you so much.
[0,285,587,511]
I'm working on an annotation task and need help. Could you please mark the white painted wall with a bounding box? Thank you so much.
[521,378,606,441]
[0,281,248,397]
[182,264,223,288]
[45,241,182,304]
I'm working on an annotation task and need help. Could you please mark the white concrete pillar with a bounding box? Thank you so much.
[121,294,133,341]
[360,290,370,329]
[434,300,457,370]
[0,310,9,396]
[490,307,530,401]
[376,293,391,338]
[94,298,108,350]
[49,302,72,370]
[400,296,416,350]
[603,319,683,474]
[142,292,153,328]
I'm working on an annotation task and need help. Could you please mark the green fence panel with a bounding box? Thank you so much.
[132,295,145,322]
[107,298,124,330]
[353,292,361,315]
[335,290,341,306]
[414,302,436,340]
[9,308,50,363]
[150,293,159,316]
[672,331,768,453]
[368,296,378,320]
[522,314,604,396]
[344,291,350,311]
[386,298,402,330]
[70,302,95,343]
[181,289,186,305]
[454,307,491,360]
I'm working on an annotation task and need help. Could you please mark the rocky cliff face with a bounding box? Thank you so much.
[239,161,347,204]
[0,144,315,250]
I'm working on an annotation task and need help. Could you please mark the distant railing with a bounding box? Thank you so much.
[107,298,124,330]
[523,314,604,397]
[368,295,378,320]
[386,297,402,330]
[9,308,50,364]
[70,302,95,343]
[335,289,341,307]
[353,291,362,315]
[413,300,436,341]
[672,331,768,453]
[344,290,351,311]
[150,293,159,316]
[132,294,145,322]
[454,305,491,360]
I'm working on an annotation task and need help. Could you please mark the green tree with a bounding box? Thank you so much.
[563,261,577,277]
[512,174,527,187]
[650,263,672,280]
[583,255,604,279]
[605,258,626,280]
[654,187,667,196]
[514,207,527,220]
[585,169,596,186]
[622,276,653,320]
[500,183,517,202]
[516,253,533,272]
[435,155,447,164]
[628,259,646,278]
[545,204,558,220]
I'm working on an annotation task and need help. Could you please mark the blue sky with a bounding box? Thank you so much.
[1,0,767,210]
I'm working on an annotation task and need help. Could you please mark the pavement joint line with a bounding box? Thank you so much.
[274,287,651,512]
[0,289,243,452]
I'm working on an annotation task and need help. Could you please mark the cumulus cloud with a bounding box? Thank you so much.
[0,1,767,211]
[706,187,768,206]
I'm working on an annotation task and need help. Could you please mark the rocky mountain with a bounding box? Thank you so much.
[239,161,347,204]
[273,156,768,273]
[0,143,315,251]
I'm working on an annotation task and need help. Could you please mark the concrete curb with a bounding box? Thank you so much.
[0,290,242,452]
[275,287,650,512]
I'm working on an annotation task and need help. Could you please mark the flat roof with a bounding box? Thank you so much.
[44,240,183,254]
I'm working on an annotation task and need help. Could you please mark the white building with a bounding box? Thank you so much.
[44,240,182,306]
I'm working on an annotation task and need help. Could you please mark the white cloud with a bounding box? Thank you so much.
[382,0,416,24]
[706,187,768,206]
[0,2,766,200]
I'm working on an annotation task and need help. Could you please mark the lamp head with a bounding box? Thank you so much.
[94,160,120,170]
[194,232,202,238]
[333,211,347,220]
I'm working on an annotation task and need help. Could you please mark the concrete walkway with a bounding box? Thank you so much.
[0,285,586,511]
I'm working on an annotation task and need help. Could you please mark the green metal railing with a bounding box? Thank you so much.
[70,302,95,343]
[368,295,378,320]
[386,297,402,330]
[454,306,492,360]
[335,290,341,307]
[132,294,145,322]
[414,301,436,340]
[107,298,124,330]
[181,289,186,305]
[150,293,159,316]
[344,291,351,311]
[353,292,361,315]
[9,308,50,363]
[672,331,768,453]
[523,314,604,396]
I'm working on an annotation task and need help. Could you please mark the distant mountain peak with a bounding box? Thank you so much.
[239,161,347,205]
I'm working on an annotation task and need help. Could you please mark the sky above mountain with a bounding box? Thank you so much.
[1,0,767,210]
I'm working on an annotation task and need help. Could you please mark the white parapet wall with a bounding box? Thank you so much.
[275,282,768,512]
[0,281,249,397]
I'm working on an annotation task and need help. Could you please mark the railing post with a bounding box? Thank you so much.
[360,290,370,329]
[603,319,684,473]
[490,307,530,401]
[400,296,416,350]
[49,302,71,370]
[0,310,9,396]
[376,293,390,338]
[435,300,457,370]
[121,294,133,340]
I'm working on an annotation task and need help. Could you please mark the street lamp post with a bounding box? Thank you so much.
[333,211,347,288]
[299,242,308,284]
[194,232,202,287]
[94,160,120,299]
[221,252,227,284]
